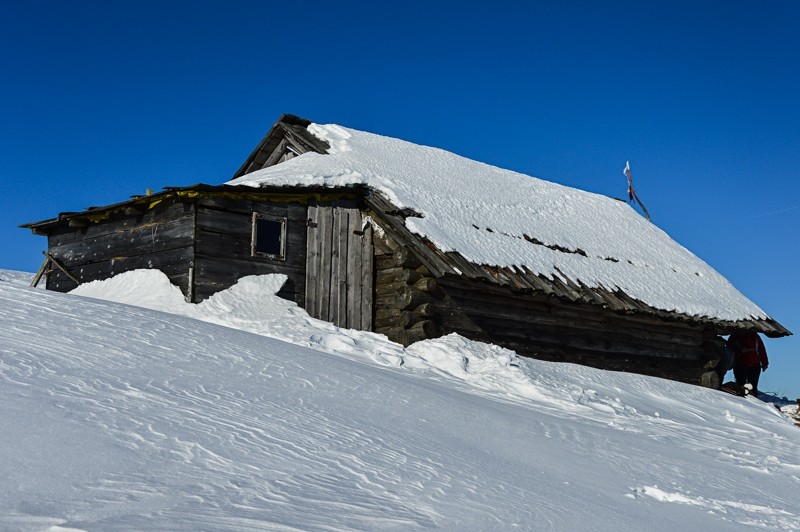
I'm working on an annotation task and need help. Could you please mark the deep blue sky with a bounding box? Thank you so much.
[2,1,798,397]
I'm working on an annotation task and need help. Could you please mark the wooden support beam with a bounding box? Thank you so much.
[30,254,52,287]
[43,251,81,285]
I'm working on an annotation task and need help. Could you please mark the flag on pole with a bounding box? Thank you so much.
[623,161,651,221]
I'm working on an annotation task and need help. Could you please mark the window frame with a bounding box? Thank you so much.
[251,213,287,261]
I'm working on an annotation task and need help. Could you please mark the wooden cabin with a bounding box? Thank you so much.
[22,114,791,387]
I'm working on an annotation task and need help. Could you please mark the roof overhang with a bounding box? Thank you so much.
[362,191,792,338]
[19,183,367,234]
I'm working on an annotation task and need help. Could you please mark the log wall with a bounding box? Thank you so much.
[431,276,718,385]
[372,230,440,345]
[371,227,717,384]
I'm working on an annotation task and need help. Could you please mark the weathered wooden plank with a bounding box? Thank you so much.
[196,199,308,220]
[48,217,196,266]
[421,273,712,374]
[361,224,374,331]
[194,254,304,279]
[330,206,342,325]
[48,210,193,254]
[334,205,349,327]
[518,266,555,295]
[46,247,193,294]
[195,227,306,268]
[284,131,314,157]
[45,252,80,285]
[503,339,705,384]
[57,248,193,281]
[444,251,491,281]
[436,276,707,337]
[263,138,289,168]
[45,202,194,246]
[346,207,363,329]
[434,291,704,350]
[317,205,334,322]
[30,255,52,288]
[304,203,320,319]
[195,208,255,236]
[197,198,254,215]
[459,315,699,360]
[193,254,304,304]
[471,312,702,358]
[196,205,303,234]
[365,195,452,276]
[463,303,703,356]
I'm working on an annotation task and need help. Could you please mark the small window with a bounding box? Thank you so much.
[251,213,286,260]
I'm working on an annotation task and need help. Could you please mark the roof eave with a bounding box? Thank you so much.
[20,182,371,233]
[363,191,792,338]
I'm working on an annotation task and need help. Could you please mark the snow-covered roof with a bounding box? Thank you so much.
[227,121,774,327]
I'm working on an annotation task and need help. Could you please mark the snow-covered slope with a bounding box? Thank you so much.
[227,124,767,322]
[0,269,42,287]
[1,270,799,531]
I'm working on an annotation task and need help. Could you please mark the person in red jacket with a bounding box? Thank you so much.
[726,331,769,397]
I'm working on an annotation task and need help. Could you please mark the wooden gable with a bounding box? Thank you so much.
[232,114,331,179]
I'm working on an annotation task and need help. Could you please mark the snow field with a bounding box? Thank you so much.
[0,270,798,530]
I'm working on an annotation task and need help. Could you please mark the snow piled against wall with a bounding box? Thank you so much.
[228,123,767,322]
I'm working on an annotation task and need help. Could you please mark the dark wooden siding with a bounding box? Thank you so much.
[431,276,717,385]
[193,197,308,304]
[370,227,717,384]
[45,202,195,294]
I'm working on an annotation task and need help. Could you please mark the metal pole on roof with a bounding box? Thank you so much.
[623,161,651,222]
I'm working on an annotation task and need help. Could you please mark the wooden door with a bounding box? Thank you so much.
[305,200,374,330]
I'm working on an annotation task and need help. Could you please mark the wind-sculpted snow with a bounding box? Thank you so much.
[0,269,43,287]
[1,269,799,530]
